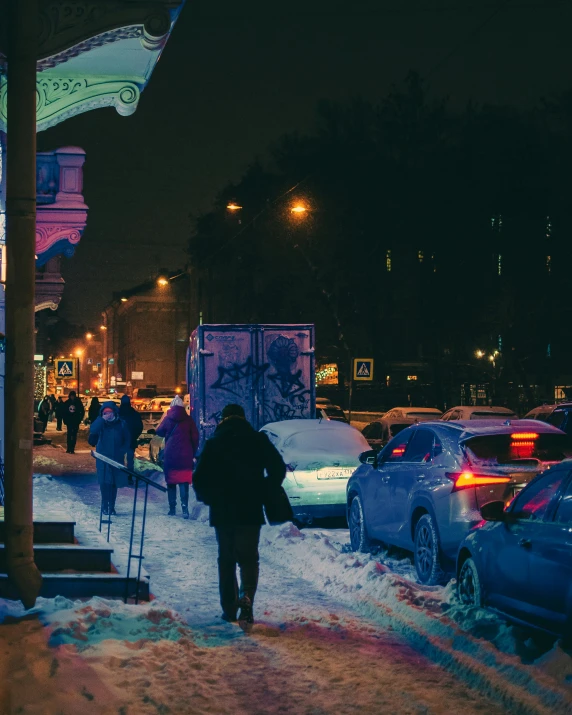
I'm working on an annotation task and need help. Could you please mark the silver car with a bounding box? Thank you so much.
[347,419,571,584]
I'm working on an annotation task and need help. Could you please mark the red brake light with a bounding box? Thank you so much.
[450,471,511,491]
[511,432,538,440]
[392,446,406,456]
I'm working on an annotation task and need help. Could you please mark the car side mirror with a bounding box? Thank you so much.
[480,500,506,522]
[147,429,156,435]
[359,450,378,467]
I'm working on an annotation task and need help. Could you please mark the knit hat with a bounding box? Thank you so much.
[171,395,184,407]
[221,403,245,420]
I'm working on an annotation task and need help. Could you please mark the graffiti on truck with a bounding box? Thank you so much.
[210,354,269,399]
[264,335,310,420]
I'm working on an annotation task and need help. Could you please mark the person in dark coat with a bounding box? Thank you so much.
[156,396,199,518]
[62,390,85,453]
[37,396,51,433]
[88,401,131,515]
[48,394,57,422]
[118,395,144,475]
[88,397,101,425]
[193,403,286,624]
[55,396,65,431]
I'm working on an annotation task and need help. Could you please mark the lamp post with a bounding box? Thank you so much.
[4,0,43,607]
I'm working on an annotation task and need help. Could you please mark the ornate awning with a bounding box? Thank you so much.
[0,1,184,132]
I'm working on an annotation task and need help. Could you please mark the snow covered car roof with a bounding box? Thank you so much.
[262,418,356,438]
[438,418,565,440]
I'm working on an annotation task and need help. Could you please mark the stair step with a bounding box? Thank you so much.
[0,520,75,544]
[0,572,149,600]
[0,544,113,573]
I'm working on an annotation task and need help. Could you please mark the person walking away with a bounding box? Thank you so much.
[37,396,51,433]
[88,396,101,424]
[48,393,57,423]
[55,396,65,431]
[156,396,199,518]
[88,401,130,515]
[119,395,144,482]
[62,390,85,454]
[193,403,286,625]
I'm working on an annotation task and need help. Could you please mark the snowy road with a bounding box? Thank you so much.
[14,455,570,715]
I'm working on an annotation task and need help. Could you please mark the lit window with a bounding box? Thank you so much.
[546,255,551,273]
[418,250,423,263]
[497,254,502,276]
[386,249,392,272]
[407,375,418,381]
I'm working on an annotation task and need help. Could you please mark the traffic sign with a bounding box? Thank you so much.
[87,358,93,365]
[55,358,77,379]
[353,358,374,381]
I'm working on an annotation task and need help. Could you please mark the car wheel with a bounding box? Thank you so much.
[414,513,445,585]
[457,557,483,607]
[349,495,373,553]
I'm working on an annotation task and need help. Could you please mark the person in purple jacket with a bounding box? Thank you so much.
[156,395,199,518]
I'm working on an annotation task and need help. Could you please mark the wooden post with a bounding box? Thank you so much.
[5,0,42,608]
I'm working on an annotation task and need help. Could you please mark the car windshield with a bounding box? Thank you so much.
[469,411,516,420]
[137,389,156,398]
[325,407,347,421]
[389,423,411,436]
[283,429,368,454]
[464,433,572,468]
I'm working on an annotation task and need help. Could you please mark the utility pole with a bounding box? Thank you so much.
[5,0,42,607]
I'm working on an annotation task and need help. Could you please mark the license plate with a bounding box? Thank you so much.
[317,469,353,480]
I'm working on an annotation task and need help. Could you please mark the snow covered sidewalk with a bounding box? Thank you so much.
[0,463,570,713]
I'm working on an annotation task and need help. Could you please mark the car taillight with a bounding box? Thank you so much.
[448,471,511,491]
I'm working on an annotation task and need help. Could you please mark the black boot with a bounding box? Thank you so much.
[182,505,189,520]
[168,506,176,516]
[238,596,254,625]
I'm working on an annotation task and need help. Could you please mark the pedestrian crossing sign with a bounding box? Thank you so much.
[353,358,374,381]
[55,359,77,379]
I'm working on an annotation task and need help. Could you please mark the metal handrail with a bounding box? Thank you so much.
[91,451,166,604]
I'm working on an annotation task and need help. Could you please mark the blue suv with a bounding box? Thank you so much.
[347,420,571,584]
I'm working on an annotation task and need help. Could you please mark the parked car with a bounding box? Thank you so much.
[260,419,370,525]
[441,406,518,421]
[347,419,572,584]
[143,396,173,412]
[457,461,572,637]
[131,387,158,410]
[383,407,443,422]
[524,403,572,437]
[316,404,349,423]
[316,397,333,406]
[361,419,411,450]
[523,404,559,422]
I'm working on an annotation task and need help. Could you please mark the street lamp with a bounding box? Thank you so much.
[475,350,484,359]
[86,332,93,340]
[157,276,169,287]
[100,325,107,331]
[226,202,242,211]
[290,203,308,216]
[120,297,128,303]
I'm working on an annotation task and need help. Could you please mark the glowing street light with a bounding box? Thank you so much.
[120,297,128,303]
[157,276,169,287]
[475,350,484,358]
[75,348,84,357]
[86,332,93,340]
[488,355,495,362]
[100,325,107,331]
[226,202,242,211]
[290,204,308,215]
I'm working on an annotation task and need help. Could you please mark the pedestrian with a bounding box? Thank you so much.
[62,390,85,454]
[88,401,131,515]
[88,396,101,424]
[48,394,57,422]
[55,396,65,431]
[156,396,199,518]
[193,403,286,625]
[37,395,51,433]
[119,395,144,480]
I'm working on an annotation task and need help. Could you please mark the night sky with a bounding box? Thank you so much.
[37,0,572,328]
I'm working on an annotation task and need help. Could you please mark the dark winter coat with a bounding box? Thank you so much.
[118,396,144,450]
[38,399,51,421]
[88,398,101,424]
[62,397,85,427]
[88,401,131,487]
[155,405,199,485]
[192,416,286,527]
[55,399,66,419]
